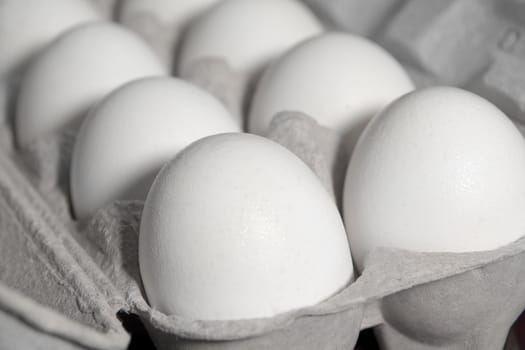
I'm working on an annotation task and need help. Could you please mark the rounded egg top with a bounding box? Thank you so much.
[0,0,100,79]
[344,87,525,271]
[16,21,165,147]
[177,0,323,77]
[140,133,354,320]
[71,77,239,219]
[249,32,414,148]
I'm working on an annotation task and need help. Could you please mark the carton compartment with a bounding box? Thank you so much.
[0,149,129,349]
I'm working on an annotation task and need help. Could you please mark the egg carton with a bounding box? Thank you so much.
[1,0,525,349]
[1,108,525,350]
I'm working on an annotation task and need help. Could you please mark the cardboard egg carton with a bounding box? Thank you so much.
[1,0,525,349]
[1,109,525,349]
[305,0,525,119]
[0,148,129,350]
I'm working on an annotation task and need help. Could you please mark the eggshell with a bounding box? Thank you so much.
[139,133,353,320]
[249,32,414,144]
[16,21,166,147]
[71,77,240,220]
[0,0,99,79]
[177,0,323,77]
[344,87,525,271]
[118,0,220,66]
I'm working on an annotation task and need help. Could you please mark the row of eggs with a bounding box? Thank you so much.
[3,0,525,322]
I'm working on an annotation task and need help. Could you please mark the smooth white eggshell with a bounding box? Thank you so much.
[344,87,525,271]
[71,77,240,219]
[177,0,323,76]
[249,32,414,143]
[16,21,166,147]
[0,0,99,79]
[140,133,353,320]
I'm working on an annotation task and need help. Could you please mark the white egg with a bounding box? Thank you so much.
[249,32,414,146]
[71,77,240,220]
[16,21,166,147]
[140,133,353,320]
[0,0,99,79]
[177,0,323,77]
[344,87,525,271]
[118,0,220,66]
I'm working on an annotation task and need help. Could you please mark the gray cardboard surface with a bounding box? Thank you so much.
[303,0,404,36]
[0,307,83,350]
[179,58,247,127]
[0,151,129,349]
[89,0,118,19]
[117,7,176,69]
[2,107,525,350]
[267,112,349,209]
[143,304,362,350]
[0,80,14,151]
[376,248,525,349]
[270,112,525,349]
[0,283,125,350]
[80,113,525,349]
[81,200,363,349]
[2,1,525,348]
[13,124,364,350]
[469,51,525,123]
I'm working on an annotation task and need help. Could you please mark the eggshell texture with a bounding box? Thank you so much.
[249,33,414,141]
[0,0,99,79]
[177,0,323,76]
[71,77,240,220]
[139,133,353,320]
[16,21,166,147]
[344,87,525,271]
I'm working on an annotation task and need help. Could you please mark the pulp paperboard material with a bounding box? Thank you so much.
[1,110,525,349]
[180,58,246,126]
[268,113,525,349]
[2,0,525,349]
[0,150,129,350]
